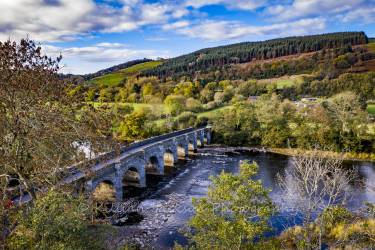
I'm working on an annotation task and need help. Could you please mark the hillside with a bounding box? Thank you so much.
[82,59,153,81]
[73,32,375,106]
[89,61,163,86]
[141,32,368,79]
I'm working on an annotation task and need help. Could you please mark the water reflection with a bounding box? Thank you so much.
[152,147,375,249]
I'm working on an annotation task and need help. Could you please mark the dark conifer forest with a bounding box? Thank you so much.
[141,32,368,78]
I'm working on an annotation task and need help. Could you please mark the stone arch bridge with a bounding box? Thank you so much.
[86,127,211,200]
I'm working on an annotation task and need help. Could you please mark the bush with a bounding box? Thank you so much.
[206,102,216,110]
[195,116,209,127]
[188,117,196,127]
[177,111,197,125]
[232,94,246,103]
[8,189,113,250]
[186,98,204,113]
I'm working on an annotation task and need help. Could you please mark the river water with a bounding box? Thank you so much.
[120,145,375,249]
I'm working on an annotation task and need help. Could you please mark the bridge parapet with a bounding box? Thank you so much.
[120,127,194,153]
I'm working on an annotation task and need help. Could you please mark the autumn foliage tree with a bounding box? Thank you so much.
[0,38,118,247]
[119,107,151,139]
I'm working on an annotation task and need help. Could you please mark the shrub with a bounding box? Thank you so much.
[196,116,209,127]
[8,189,113,250]
[186,98,204,113]
[206,102,215,110]
[177,112,197,125]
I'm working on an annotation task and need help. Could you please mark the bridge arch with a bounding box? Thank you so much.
[91,179,120,201]
[164,147,178,166]
[122,167,141,186]
[118,164,146,188]
[145,155,164,175]
[177,142,188,157]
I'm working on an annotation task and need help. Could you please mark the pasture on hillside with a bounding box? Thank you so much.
[89,61,163,86]
[89,102,167,113]
[275,78,303,89]
[258,75,305,89]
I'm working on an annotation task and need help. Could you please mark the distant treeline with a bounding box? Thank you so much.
[369,38,375,43]
[141,32,368,79]
[81,58,153,81]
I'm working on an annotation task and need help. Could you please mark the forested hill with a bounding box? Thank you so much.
[141,32,368,79]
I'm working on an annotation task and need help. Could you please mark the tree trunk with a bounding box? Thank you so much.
[15,168,37,200]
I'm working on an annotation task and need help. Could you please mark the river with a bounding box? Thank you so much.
[115,145,375,249]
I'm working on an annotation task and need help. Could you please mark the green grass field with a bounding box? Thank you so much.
[90,73,123,86]
[153,105,233,124]
[260,76,304,89]
[367,43,375,53]
[276,78,303,89]
[118,61,162,75]
[89,61,163,86]
[196,105,232,117]
[89,102,167,113]
[366,104,375,115]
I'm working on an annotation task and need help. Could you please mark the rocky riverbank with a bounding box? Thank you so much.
[104,192,188,249]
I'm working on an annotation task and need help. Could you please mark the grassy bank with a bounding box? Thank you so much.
[196,105,232,117]
[268,147,375,162]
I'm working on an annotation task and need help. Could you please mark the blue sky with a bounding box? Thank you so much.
[1,0,374,74]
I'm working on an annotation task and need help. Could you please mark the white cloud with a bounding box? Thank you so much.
[0,0,97,42]
[145,37,169,41]
[173,18,326,41]
[342,5,375,23]
[162,20,190,30]
[265,0,367,22]
[93,42,132,48]
[0,0,181,42]
[41,44,172,74]
[184,0,267,11]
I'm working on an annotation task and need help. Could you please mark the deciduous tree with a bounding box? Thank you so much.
[179,160,277,249]
[277,146,356,249]
[0,38,117,247]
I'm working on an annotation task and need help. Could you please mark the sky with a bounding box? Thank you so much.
[0,0,374,75]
